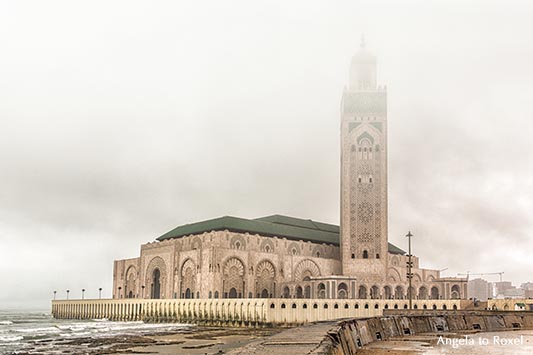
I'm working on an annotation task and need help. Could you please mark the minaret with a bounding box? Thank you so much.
[340,38,388,280]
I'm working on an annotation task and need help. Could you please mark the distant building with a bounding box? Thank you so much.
[494,281,513,298]
[520,282,533,291]
[468,278,491,301]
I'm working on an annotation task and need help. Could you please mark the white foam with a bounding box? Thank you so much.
[0,321,13,325]
[0,335,24,342]
[14,327,61,334]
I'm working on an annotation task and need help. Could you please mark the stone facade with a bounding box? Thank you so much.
[113,226,465,301]
[113,40,467,302]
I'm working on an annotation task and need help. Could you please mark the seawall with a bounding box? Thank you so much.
[327,310,533,354]
[51,298,462,326]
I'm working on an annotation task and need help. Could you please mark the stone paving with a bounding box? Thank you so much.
[226,321,338,355]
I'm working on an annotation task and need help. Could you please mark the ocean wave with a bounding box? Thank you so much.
[13,327,61,334]
[0,321,13,325]
[0,335,24,343]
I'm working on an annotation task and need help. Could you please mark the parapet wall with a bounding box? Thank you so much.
[327,310,533,355]
[51,298,461,327]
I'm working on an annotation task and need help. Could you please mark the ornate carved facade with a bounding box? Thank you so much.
[113,40,467,301]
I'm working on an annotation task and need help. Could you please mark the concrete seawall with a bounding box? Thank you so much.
[51,298,462,326]
[327,310,533,354]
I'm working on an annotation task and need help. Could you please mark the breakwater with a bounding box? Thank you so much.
[327,310,533,354]
[51,298,461,326]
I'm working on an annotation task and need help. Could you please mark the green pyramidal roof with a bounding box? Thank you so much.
[156,214,406,255]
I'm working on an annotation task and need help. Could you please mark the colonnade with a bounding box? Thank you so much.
[51,298,462,326]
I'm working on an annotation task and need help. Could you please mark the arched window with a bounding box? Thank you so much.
[376,253,380,259]
[363,250,369,259]
[351,253,355,259]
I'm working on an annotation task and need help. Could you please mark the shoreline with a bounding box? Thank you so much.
[7,326,284,355]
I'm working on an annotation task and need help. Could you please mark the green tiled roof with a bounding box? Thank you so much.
[157,214,405,255]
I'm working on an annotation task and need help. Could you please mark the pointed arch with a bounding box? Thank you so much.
[387,268,402,282]
[145,256,167,299]
[255,260,276,298]
[125,266,137,298]
[180,258,196,299]
[294,259,321,282]
[223,257,246,298]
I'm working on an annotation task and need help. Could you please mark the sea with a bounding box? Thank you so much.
[0,310,192,354]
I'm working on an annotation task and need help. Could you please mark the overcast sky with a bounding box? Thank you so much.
[1,0,532,309]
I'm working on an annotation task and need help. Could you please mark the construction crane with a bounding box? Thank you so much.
[457,271,504,282]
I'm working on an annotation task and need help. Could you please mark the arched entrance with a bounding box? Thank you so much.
[151,269,161,299]
[358,285,367,299]
[370,285,380,299]
[229,287,238,298]
[451,285,461,299]
[395,286,404,299]
[338,283,348,299]
[419,286,428,299]
[296,286,303,298]
[185,288,191,299]
[318,283,326,298]
[261,289,269,298]
[383,286,392,299]
[431,286,439,299]
[304,285,311,298]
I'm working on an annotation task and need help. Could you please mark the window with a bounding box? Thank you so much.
[363,250,369,259]
[376,253,380,259]
[351,253,355,259]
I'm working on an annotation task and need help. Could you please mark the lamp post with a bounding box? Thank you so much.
[53,290,57,300]
[66,289,70,300]
[82,289,85,300]
[406,231,413,310]
[99,288,102,299]
[141,285,145,298]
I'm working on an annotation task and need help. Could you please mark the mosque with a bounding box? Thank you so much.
[112,40,467,302]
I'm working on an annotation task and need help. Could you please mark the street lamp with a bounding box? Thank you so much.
[66,289,70,300]
[53,290,57,300]
[141,285,145,298]
[406,231,413,310]
[82,289,85,300]
[99,288,102,299]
